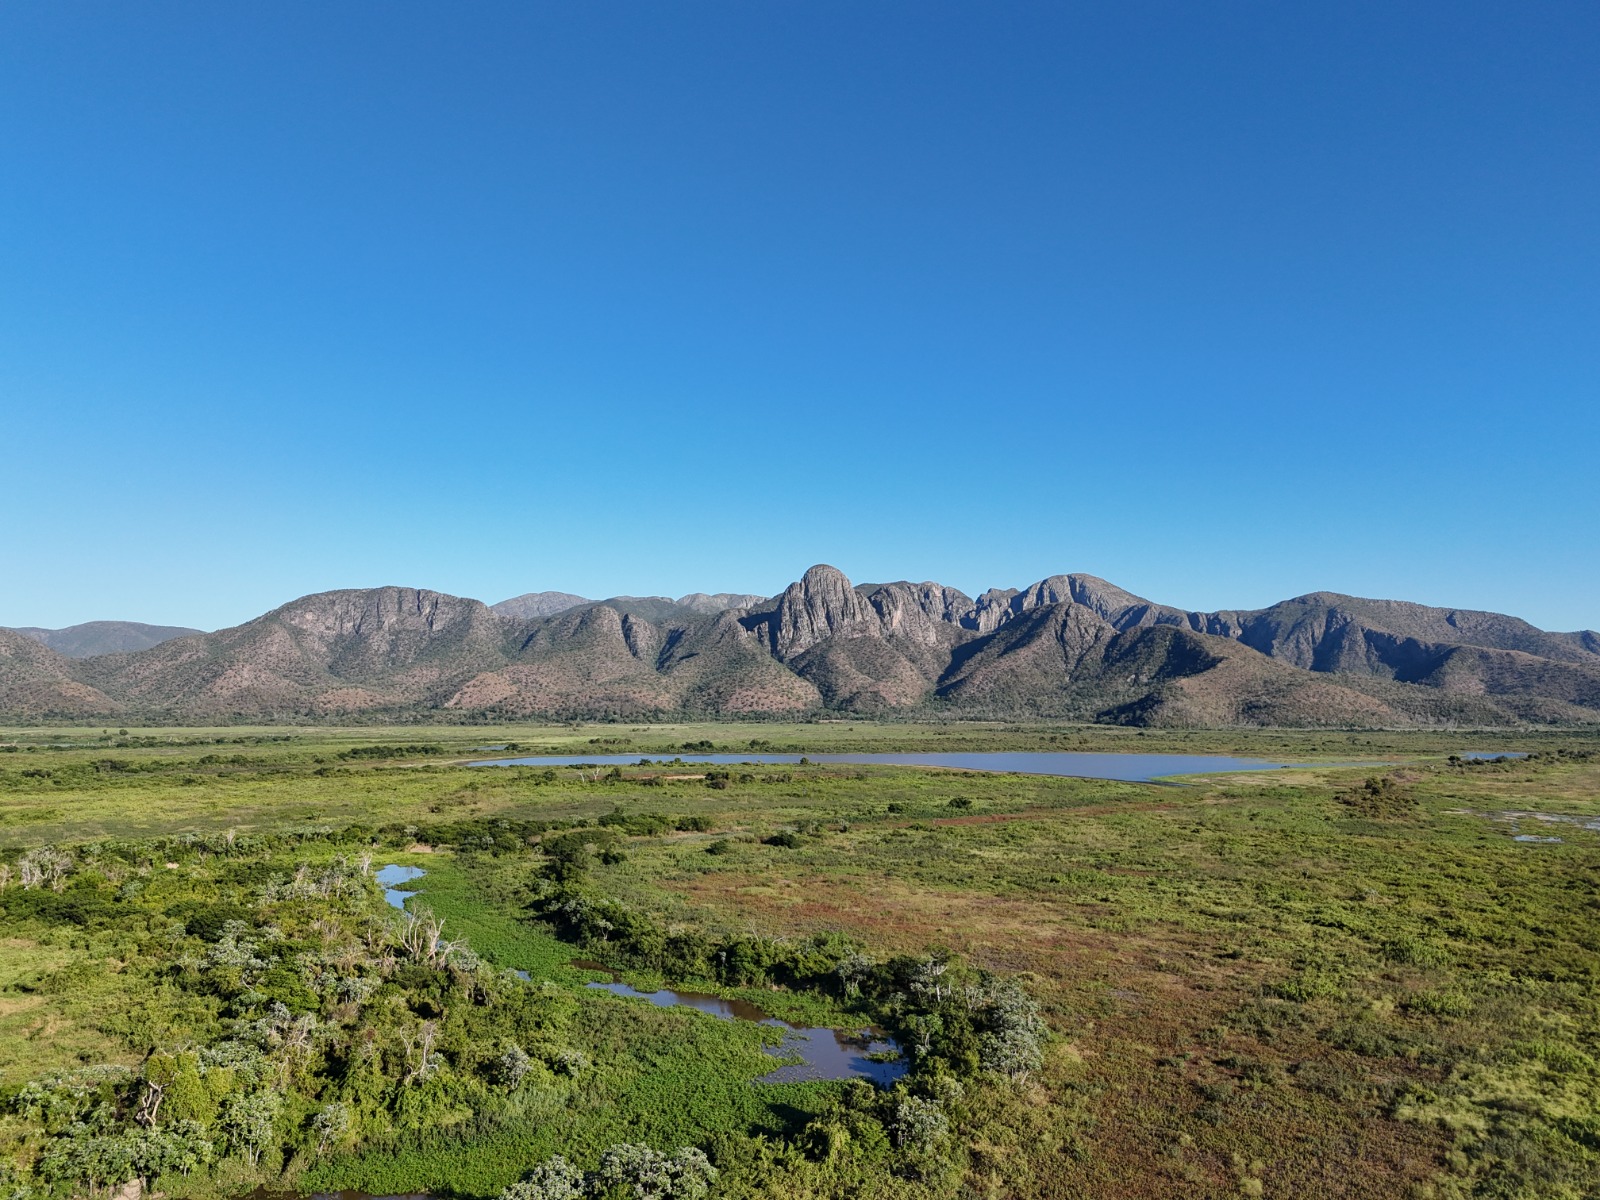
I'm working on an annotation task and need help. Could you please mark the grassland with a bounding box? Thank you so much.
[1,721,1596,1199]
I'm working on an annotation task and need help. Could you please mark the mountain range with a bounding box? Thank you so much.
[491,591,766,620]
[15,621,205,658]
[3,566,1597,726]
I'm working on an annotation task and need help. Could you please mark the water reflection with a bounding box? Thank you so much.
[374,864,424,910]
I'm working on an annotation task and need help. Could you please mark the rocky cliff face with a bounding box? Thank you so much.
[756,565,881,658]
[862,582,974,645]
[1230,593,1600,673]
[296,588,509,678]
[961,575,1246,638]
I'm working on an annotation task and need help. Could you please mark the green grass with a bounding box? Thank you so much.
[392,851,588,984]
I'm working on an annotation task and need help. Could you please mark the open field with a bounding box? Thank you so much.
[1,723,1597,1199]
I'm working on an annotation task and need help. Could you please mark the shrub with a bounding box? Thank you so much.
[1403,989,1475,1017]
[1337,776,1416,819]
[1382,935,1451,967]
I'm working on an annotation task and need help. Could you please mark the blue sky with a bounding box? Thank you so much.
[3,3,1596,632]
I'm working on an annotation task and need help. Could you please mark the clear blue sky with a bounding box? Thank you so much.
[3,3,1596,632]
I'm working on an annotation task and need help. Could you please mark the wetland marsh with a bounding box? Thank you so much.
[0,721,1596,1199]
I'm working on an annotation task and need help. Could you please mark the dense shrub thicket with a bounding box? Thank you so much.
[0,822,1047,1200]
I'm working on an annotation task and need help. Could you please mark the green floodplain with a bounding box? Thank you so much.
[0,721,1596,1200]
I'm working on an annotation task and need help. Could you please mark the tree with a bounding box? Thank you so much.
[163,1120,218,1177]
[401,1020,441,1083]
[37,1131,137,1197]
[902,1012,945,1062]
[836,952,873,999]
[131,1122,216,1188]
[16,846,72,891]
[593,1144,718,1199]
[220,1089,280,1166]
[15,1065,132,1134]
[552,1048,589,1077]
[908,952,952,1003]
[977,977,1047,1082]
[396,906,448,966]
[499,1044,534,1088]
[887,1093,948,1153]
[499,1156,587,1200]
[313,1101,350,1154]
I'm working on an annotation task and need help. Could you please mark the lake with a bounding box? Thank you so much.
[466,750,1301,782]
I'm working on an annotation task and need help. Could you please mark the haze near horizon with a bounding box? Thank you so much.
[3,3,1596,631]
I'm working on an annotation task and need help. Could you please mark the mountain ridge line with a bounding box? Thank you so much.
[3,565,1595,727]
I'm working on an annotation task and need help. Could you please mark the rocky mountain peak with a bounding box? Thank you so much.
[768,565,877,658]
[239,588,509,684]
[491,591,592,620]
[800,563,850,588]
[272,587,479,641]
[861,582,974,645]
[962,574,1187,634]
[676,592,769,615]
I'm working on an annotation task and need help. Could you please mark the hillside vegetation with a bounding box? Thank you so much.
[4,567,1598,726]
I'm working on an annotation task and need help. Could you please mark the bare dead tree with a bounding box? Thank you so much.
[397,907,447,966]
[403,1020,439,1083]
[134,1080,163,1127]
